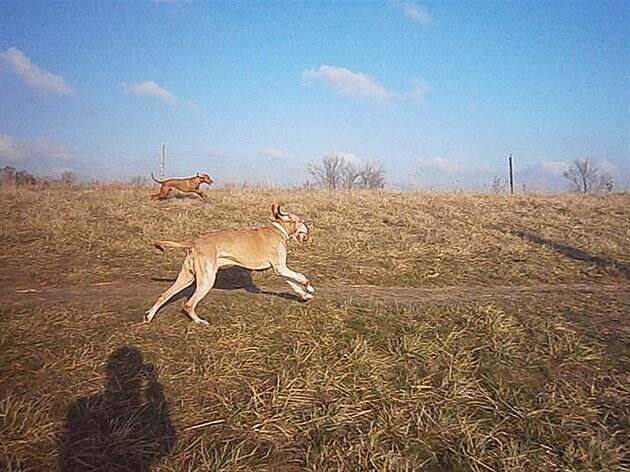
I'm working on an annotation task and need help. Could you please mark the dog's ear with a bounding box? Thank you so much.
[272,204,293,222]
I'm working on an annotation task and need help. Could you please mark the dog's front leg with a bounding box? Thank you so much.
[274,263,315,300]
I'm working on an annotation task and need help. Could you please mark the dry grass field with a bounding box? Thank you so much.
[0,185,628,471]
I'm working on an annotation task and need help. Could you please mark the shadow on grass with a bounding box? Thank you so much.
[151,266,303,304]
[57,347,176,472]
[512,229,630,279]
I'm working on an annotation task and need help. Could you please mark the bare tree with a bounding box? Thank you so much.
[15,169,37,186]
[341,159,362,189]
[599,172,613,192]
[308,154,386,189]
[562,158,603,193]
[307,153,345,189]
[492,175,506,194]
[60,170,77,186]
[0,166,17,186]
[359,161,385,189]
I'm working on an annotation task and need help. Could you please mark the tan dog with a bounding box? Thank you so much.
[145,204,314,325]
[150,172,214,200]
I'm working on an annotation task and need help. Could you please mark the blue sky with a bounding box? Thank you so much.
[1,1,628,191]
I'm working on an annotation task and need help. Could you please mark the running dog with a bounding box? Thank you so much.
[150,172,214,200]
[145,205,314,324]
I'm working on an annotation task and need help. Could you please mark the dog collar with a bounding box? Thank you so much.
[271,221,291,240]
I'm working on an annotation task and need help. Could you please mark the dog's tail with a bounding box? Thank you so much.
[150,173,163,184]
[154,240,194,252]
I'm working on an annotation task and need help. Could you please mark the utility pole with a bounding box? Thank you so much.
[160,143,165,179]
[508,154,514,195]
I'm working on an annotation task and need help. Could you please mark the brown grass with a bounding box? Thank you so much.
[0,185,628,471]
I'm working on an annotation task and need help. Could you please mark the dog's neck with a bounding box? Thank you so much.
[270,221,291,240]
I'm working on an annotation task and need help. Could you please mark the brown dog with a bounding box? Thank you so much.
[150,172,214,200]
[145,204,314,325]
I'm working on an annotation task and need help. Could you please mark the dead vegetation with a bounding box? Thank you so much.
[0,186,628,471]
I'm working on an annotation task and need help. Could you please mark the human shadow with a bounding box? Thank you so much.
[512,229,630,279]
[57,347,176,472]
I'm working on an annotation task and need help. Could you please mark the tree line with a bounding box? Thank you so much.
[307,153,385,190]
[0,166,78,186]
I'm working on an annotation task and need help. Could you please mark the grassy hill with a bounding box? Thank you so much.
[1,185,628,471]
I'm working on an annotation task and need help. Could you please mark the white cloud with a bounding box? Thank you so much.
[121,80,178,105]
[303,65,430,104]
[0,134,79,163]
[259,148,285,160]
[0,47,74,95]
[539,160,570,176]
[405,79,430,102]
[394,1,432,25]
[334,152,362,166]
[597,158,619,175]
[187,99,200,112]
[416,156,463,173]
[0,135,21,161]
[539,158,619,177]
[303,65,398,101]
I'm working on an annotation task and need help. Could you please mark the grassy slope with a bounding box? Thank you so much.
[0,186,628,471]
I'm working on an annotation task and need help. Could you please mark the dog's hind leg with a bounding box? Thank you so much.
[145,257,195,323]
[182,258,216,325]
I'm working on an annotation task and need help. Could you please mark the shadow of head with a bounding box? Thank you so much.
[57,346,176,472]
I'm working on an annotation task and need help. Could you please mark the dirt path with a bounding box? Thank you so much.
[3,279,629,309]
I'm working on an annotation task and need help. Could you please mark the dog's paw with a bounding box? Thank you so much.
[194,318,210,326]
[302,293,314,301]
[304,281,315,293]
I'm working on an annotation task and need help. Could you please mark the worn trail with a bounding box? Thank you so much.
[3,279,628,309]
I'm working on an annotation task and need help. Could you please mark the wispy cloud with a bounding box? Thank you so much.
[539,160,570,176]
[335,151,363,166]
[539,158,619,176]
[393,1,433,25]
[0,47,74,96]
[121,80,178,105]
[303,64,429,103]
[303,65,398,101]
[187,99,200,112]
[405,79,430,102]
[416,156,464,173]
[259,148,285,160]
[0,134,79,163]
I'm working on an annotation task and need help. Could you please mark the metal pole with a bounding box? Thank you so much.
[160,143,165,179]
[508,154,514,195]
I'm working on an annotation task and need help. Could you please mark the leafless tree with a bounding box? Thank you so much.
[562,158,607,193]
[60,170,77,186]
[599,172,613,192]
[359,161,385,189]
[307,153,346,189]
[0,166,17,186]
[15,169,37,186]
[308,154,385,189]
[341,160,362,189]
